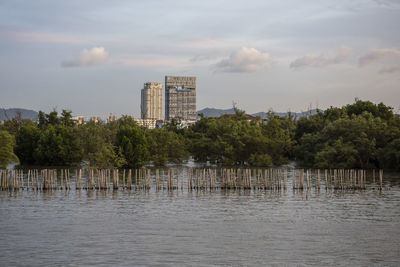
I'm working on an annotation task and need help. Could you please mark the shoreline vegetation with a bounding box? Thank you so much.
[0,99,399,171]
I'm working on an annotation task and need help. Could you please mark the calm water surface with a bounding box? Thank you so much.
[1,168,399,266]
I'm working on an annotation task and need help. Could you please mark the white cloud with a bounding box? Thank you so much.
[358,48,400,67]
[61,47,108,67]
[214,47,272,73]
[290,47,352,70]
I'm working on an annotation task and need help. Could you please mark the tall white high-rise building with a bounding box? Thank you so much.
[141,82,163,120]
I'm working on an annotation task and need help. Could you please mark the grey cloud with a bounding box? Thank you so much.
[379,65,400,74]
[358,48,400,67]
[290,47,351,70]
[61,47,108,67]
[190,54,217,63]
[214,47,272,73]
[373,0,400,7]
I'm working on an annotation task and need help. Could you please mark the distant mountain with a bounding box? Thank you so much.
[0,108,38,121]
[197,107,320,119]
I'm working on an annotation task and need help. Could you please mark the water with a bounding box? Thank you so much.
[1,168,400,266]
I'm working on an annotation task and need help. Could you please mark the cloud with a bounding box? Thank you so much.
[8,31,79,43]
[214,47,272,73]
[358,48,400,67]
[378,65,400,74]
[190,53,223,63]
[358,48,400,74]
[189,55,212,62]
[184,38,220,47]
[290,47,351,70]
[373,0,400,7]
[61,47,108,67]
[112,57,185,67]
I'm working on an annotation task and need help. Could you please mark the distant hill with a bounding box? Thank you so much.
[197,107,320,119]
[0,108,38,121]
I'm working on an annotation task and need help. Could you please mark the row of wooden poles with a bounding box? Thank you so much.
[292,169,383,190]
[0,168,384,191]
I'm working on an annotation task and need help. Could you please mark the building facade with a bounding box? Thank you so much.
[141,82,163,120]
[135,118,156,129]
[72,116,85,125]
[165,76,196,121]
[107,114,116,123]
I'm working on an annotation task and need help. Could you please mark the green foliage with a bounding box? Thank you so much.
[6,100,400,170]
[262,115,293,165]
[34,125,83,166]
[38,109,75,128]
[164,118,185,135]
[147,128,188,166]
[116,123,149,168]
[0,115,37,136]
[314,138,358,169]
[294,99,400,169]
[10,110,84,166]
[101,116,150,168]
[249,153,272,166]
[294,112,325,142]
[77,121,123,168]
[44,110,60,126]
[60,110,75,127]
[91,143,126,168]
[378,138,400,170]
[294,133,323,166]
[15,125,41,164]
[345,99,394,121]
[185,112,291,166]
[323,106,347,122]
[38,110,46,128]
[321,115,380,168]
[0,130,19,168]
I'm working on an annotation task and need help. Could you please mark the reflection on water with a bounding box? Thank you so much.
[0,168,399,266]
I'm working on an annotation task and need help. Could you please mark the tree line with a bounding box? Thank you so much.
[0,100,399,170]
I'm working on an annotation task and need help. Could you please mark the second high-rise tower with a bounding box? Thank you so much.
[165,76,196,121]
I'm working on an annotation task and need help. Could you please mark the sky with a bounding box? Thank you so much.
[1,0,400,118]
